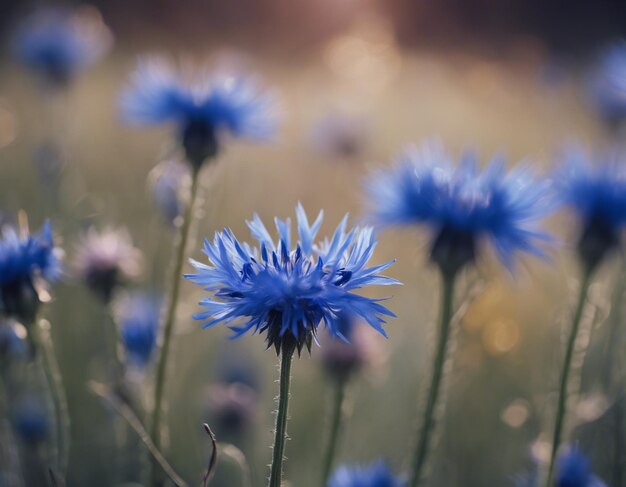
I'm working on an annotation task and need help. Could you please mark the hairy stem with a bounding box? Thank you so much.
[409,273,456,487]
[268,348,294,487]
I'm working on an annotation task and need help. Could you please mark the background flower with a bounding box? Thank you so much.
[12,7,112,89]
[366,141,553,274]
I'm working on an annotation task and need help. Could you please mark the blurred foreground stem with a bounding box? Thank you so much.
[321,379,347,486]
[32,319,70,480]
[269,347,294,487]
[151,166,201,474]
[409,273,455,487]
[545,270,592,487]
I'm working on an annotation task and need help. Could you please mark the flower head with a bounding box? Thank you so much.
[0,221,61,322]
[590,42,626,127]
[13,7,112,89]
[557,449,606,487]
[12,396,49,445]
[328,461,404,487]
[205,382,258,439]
[73,227,143,302]
[320,311,383,382]
[310,111,370,160]
[120,58,276,167]
[186,204,398,355]
[366,142,553,276]
[116,291,161,366]
[556,146,626,272]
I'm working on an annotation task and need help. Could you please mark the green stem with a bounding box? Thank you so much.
[151,167,201,465]
[545,270,592,487]
[321,379,347,486]
[409,273,456,487]
[33,320,70,479]
[268,348,294,487]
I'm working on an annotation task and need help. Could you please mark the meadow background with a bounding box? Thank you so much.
[0,1,625,486]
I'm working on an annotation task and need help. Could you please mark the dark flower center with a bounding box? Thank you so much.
[430,225,476,278]
[85,266,119,304]
[263,309,316,357]
[578,215,621,273]
[182,118,218,169]
[0,278,40,324]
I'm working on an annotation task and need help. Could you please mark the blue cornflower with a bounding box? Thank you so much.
[328,461,404,487]
[12,396,49,445]
[186,204,398,355]
[12,8,112,89]
[120,58,276,167]
[590,42,626,126]
[0,221,61,322]
[366,142,553,276]
[117,291,161,366]
[556,146,626,271]
[557,449,607,487]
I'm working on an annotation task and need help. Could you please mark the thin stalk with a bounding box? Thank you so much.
[268,348,294,487]
[151,166,201,457]
[321,379,347,486]
[545,270,592,487]
[33,320,70,479]
[409,273,456,487]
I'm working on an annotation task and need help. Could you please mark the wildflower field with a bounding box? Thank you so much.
[0,2,625,486]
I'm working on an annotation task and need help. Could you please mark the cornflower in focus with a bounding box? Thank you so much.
[186,203,398,355]
[12,7,112,90]
[0,220,61,323]
[121,58,277,168]
[73,227,143,303]
[328,461,404,487]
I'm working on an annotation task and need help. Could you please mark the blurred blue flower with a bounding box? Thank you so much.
[590,42,626,126]
[557,449,607,487]
[120,58,276,166]
[12,396,49,445]
[328,461,404,487]
[12,7,112,89]
[73,227,143,302]
[186,203,398,355]
[556,146,626,271]
[366,142,553,275]
[0,321,27,362]
[0,221,61,321]
[117,291,161,366]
